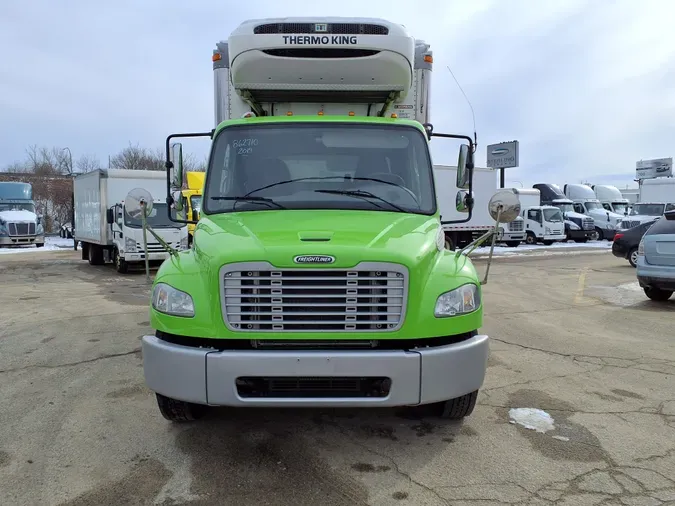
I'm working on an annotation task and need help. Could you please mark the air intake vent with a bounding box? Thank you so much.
[254,23,389,35]
[262,48,380,59]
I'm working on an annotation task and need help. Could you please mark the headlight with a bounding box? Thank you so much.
[434,283,481,318]
[180,236,189,250]
[125,237,136,252]
[152,283,195,317]
[545,227,551,234]
[568,222,580,230]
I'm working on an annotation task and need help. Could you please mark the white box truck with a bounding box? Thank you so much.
[434,165,525,249]
[74,169,188,272]
[619,178,675,229]
[509,188,565,245]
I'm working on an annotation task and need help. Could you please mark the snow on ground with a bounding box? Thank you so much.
[469,239,612,258]
[0,236,76,255]
[509,408,556,433]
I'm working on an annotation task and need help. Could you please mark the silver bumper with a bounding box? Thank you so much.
[141,334,489,408]
[0,234,43,246]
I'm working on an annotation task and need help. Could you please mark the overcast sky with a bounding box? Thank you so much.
[1,0,674,189]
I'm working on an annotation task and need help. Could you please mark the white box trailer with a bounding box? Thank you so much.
[434,166,524,248]
[639,177,675,203]
[74,169,188,272]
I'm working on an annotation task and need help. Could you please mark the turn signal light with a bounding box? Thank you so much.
[212,53,222,62]
[348,111,355,116]
[391,113,398,118]
[287,111,293,116]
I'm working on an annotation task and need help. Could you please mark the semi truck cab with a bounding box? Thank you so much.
[564,184,623,241]
[141,17,521,423]
[0,182,44,248]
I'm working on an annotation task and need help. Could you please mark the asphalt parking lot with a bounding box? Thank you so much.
[1,249,674,506]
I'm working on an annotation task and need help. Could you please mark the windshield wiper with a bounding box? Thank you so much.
[210,196,286,209]
[314,189,406,212]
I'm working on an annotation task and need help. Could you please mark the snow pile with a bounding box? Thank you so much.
[470,240,612,258]
[508,407,556,433]
[0,236,76,255]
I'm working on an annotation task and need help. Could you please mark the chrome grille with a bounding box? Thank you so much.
[221,262,408,332]
[253,23,388,35]
[508,220,524,232]
[8,222,35,236]
[582,218,594,230]
[136,242,168,253]
[621,220,641,230]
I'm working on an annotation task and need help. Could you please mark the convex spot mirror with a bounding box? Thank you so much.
[488,189,521,223]
[456,144,471,190]
[125,188,155,219]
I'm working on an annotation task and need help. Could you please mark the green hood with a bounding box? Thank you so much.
[194,209,441,268]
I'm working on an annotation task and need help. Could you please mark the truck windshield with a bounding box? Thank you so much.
[203,123,436,215]
[0,203,35,213]
[124,203,178,228]
[585,201,602,211]
[630,203,665,216]
[554,203,573,213]
[543,209,563,222]
[612,202,629,214]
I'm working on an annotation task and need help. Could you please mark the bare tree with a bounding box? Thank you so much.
[24,145,70,175]
[76,154,100,173]
[110,143,163,171]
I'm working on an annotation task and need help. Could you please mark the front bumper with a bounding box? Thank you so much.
[500,231,525,241]
[141,333,489,408]
[567,229,594,240]
[123,251,171,262]
[0,234,43,246]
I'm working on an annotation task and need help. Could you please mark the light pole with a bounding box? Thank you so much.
[62,147,73,175]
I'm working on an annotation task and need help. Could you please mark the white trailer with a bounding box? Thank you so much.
[74,169,188,272]
[639,177,675,203]
[433,166,524,248]
[619,178,675,229]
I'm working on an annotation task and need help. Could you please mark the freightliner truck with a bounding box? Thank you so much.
[142,17,521,422]
[0,182,45,248]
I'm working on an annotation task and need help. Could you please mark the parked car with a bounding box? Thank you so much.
[59,222,73,238]
[636,210,675,301]
[612,219,658,267]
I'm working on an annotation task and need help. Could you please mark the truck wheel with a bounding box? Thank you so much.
[542,240,554,246]
[628,247,639,268]
[156,393,206,422]
[505,241,520,247]
[643,287,673,302]
[444,236,455,251]
[113,248,129,274]
[525,232,536,245]
[87,244,104,265]
[590,228,601,241]
[417,390,479,419]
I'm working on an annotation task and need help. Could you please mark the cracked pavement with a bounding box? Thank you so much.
[0,248,674,506]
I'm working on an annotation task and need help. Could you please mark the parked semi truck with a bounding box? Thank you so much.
[73,169,188,272]
[591,184,630,215]
[434,165,525,249]
[0,181,44,248]
[142,17,522,423]
[533,183,595,242]
[508,188,565,245]
[564,184,623,241]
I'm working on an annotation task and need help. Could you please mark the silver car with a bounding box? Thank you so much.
[636,210,675,301]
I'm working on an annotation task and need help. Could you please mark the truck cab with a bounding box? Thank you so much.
[619,202,675,230]
[0,182,44,248]
[508,188,565,245]
[533,183,595,243]
[591,184,630,215]
[564,184,623,241]
[142,17,522,423]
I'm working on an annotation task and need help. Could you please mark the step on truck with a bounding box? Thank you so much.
[0,182,44,248]
[141,17,521,422]
[73,169,189,272]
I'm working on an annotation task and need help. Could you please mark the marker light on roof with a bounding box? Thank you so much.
[212,53,222,62]
[318,111,324,116]
[287,111,293,116]
[348,111,355,116]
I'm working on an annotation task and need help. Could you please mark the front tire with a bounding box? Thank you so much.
[644,287,673,301]
[156,393,207,422]
[525,232,537,245]
[113,248,129,273]
[416,390,479,419]
[590,228,601,241]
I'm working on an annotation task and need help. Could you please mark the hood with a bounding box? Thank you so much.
[564,211,590,220]
[194,209,442,269]
[0,209,37,222]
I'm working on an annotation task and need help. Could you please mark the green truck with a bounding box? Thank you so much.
[141,17,520,422]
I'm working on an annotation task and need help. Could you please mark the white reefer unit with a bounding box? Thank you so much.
[213,17,432,124]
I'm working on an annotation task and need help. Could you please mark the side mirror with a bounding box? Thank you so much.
[456,144,471,190]
[171,190,184,212]
[455,190,472,213]
[168,142,184,192]
[106,208,114,224]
